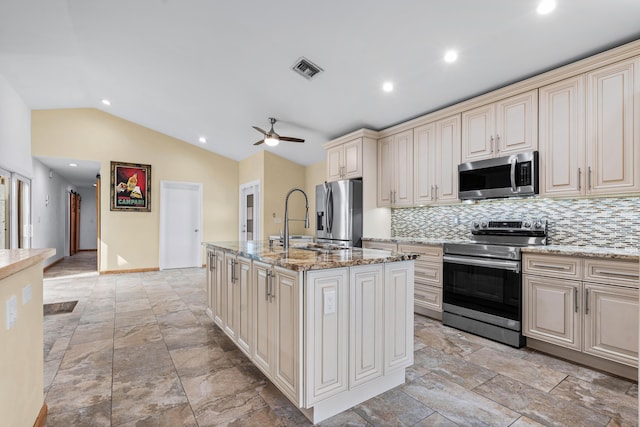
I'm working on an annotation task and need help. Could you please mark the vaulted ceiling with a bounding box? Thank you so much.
[2,0,640,169]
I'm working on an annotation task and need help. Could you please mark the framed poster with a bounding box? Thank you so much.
[110,161,151,211]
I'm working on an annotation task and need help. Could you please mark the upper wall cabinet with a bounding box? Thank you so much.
[414,114,461,205]
[586,58,640,196]
[461,90,538,162]
[326,137,363,181]
[540,57,640,197]
[378,130,414,207]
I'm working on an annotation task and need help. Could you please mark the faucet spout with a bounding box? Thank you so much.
[284,188,309,251]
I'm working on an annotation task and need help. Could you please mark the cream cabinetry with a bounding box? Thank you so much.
[362,240,398,252]
[414,114,461,205]
[397,243,443,319]
[252,261,302,404]
[377,129,414,207]
[206,248,225,328]
[540,58,640,197]
[461,90,538,162]
[326,138,363,181]
[523,253,639,368]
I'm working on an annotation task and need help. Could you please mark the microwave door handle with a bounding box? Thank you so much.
[510,158,517,192]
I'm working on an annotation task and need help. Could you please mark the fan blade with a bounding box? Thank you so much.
[252,126,267,135]
[280,136,305,143]
[253,139,265,146]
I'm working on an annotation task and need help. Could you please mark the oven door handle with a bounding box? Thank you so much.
[444,254,520,273]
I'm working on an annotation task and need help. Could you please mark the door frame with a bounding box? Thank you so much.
[239,180,261,241]
[159,180,203,270]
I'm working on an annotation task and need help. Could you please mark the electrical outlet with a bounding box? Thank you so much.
[6,295,18,329]
[324,290,336,315]
[22,284,32,304]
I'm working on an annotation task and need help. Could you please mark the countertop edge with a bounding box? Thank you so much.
[0,248,57,281]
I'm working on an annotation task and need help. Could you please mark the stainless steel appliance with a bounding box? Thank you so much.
[443,219,548,348]
[315,179,363,247]
[458,151,539,200]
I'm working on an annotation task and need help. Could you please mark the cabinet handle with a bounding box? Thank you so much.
[434,185,438,201]
[587,166,592,191]
[585,288,589,315]
[531,262,570,271]
[490,136,494,154]
[210,253,216,271]
[431,185,435,201]
[574,287,578,313]
[578,168,582,191]
[495,134,500,154]
[593,268,638,279]
[265,271,271,301]
[232,260,237,283]
[269,272,275,302]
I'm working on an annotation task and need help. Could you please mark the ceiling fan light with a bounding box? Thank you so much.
[264,135,279,146]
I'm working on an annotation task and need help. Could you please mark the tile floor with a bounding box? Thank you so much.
[42,254,638,426]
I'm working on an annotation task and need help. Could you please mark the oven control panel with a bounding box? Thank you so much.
[471,219,547,232]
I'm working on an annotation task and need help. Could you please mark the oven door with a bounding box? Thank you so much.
[443,254,521,322]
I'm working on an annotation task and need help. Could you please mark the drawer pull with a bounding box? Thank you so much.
[592,268,638,279]
[531,263,571,271]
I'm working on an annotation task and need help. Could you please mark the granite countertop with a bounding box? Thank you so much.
[362,237,639,261]
[0,248,57,281]
[520,245,639,261]
[204,241,418,272]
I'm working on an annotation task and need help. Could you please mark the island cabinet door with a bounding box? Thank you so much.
[224,252,239,341]
[236,256,252,356]
[305,268,349,406]
[213,249,226,328]
[349,265,384,388]
[273,267,303,405]
[252,261,274,375]
[384,261,414,373]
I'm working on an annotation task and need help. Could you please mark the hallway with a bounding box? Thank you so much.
[44,251,97,279]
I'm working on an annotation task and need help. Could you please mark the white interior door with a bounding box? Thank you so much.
[159,180,202,270]
[239,180,260,241]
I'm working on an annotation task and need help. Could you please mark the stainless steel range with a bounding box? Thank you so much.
[442,219,548,348]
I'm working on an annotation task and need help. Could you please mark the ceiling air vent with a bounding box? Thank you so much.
[292,57,323,80]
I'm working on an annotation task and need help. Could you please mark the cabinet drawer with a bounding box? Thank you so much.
[414,283,442,312]
[362,241,397,252]
[397,243,442,262]
[523,254,583,280]
[414,261,442,286]
[584,258,639,287]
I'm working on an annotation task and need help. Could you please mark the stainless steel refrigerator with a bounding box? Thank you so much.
[315,179,363,247]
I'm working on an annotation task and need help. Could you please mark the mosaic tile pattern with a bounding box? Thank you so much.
[391,197,640,249]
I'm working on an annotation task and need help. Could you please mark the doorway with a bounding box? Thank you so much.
[239,180,260,241]
[159,180,203,270]
[69,190,80,255]
[0,169,10,249]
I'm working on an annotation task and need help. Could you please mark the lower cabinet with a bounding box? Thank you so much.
[523,253,639,368]
[252,261,302,405]
[397,243,443,319]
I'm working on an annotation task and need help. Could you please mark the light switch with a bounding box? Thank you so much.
[22,284,32,304]
[324,290,336,315]
[6,295,18,329]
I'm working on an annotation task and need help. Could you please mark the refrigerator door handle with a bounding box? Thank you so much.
[327,185,334,234]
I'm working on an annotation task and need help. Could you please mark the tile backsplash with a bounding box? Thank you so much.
[391,197,640,249]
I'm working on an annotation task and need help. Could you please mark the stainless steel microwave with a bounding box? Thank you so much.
[458,151,539,200]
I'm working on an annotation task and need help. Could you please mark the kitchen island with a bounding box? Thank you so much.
[203,241,417,423]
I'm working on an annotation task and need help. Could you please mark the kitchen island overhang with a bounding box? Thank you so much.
[203,241,417,423]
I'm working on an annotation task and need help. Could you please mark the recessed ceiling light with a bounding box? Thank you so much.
[101,98,111,106]
[69,163,77,167]
[199,136,207,144]
[382,82,394,92]
[537,0,556,15]
[444,50,458,63]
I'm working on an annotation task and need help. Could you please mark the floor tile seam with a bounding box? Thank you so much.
[393,388,440,426]
[547,375,638,416]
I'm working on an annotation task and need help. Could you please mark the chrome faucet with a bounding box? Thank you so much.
[283,188,309,251]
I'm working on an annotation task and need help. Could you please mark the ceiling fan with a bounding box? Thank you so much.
[253,117,305,147]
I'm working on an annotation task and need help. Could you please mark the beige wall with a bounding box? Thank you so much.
[263,151,307,239]
[304,160,327,232]
[31,109,239,272]
[0,265,44,426]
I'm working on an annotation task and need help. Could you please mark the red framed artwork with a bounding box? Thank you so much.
[110,161,152,212]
